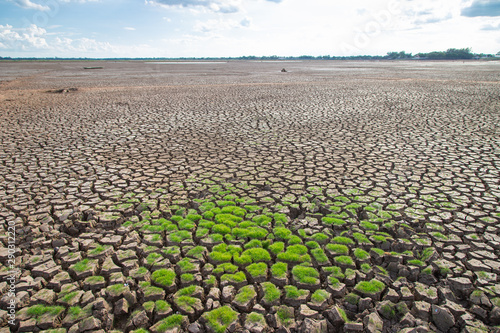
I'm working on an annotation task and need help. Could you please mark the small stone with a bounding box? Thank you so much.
[343,322,364,332]
[400,312,416,327]
[222,286,235,303]
[298,304,320,320]
[79,316,102,331]
[448,277,474,298]
[363,312,383,333]
[431,305,455,332]
[114,298,129,316]
[412,301,431,321]
[298,318,327,333]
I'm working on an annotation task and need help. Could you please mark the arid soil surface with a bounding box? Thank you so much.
[0,60,499,333]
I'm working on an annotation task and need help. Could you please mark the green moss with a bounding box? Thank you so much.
[284,285,308,299]
[261,282,280,303]
[213,263,239,275]
[352,232,370,243]
[344,292,360,305]
[152,269,176,287]
[243,239,261,249]
[360,263,371,274]
[220,271,247,284]
[288,235,302,245]
[178,219,196,230]
[271,262,288,279]
[325,244,349,255]
[72,259,91,272]
[247,312,265,324]
[203,306,238,333]
[311,248,329,263]
[322,217,346,226]
[334,256,355,266]
[273,227,292,240]
[177,285,197,296]
[408,259,425,266]
[155,300,171,312]
[360,221,379,231]
[305,241,320,249]
[332,236,354,245]
[239,248,271,263]
[27,305,65,318]
[311,232,329,243]
[214,213,242,227]
[353,248,370,260]
[268,241,285,255]
[246,262,268,278]
[276,306,294,326]
[311,289,330,303]
[234,285,256,303]
[212,224,232,235]
[292,265,319,285]
[156,314,186,331]
[354,279,385,295]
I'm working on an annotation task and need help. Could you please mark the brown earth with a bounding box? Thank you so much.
[0,60,499,333]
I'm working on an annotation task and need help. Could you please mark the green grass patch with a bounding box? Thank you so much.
[292,265,320,285]
[203,306,238,333]
[271,262,288,279]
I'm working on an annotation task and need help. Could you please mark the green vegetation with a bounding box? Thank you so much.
[213,263,239,275]
[72,259,92,272]
[334,256,355,267]
[322,217,346,226]
[284,285,308,299]
[311,248,329,264]
[311,289,330,303]
[246,312,265,324]
[344,292,360,305]
[155,314,186,332]
[152,269,176,287]
[332,236,354,245]
[276,306,294,327]
[220,271,247,284]
[26,305,65,318]
[268,241,285,255]
[354,279,385,296]
[246,262,268,278]
[326,244,349,255]
[271,262,288,279]
[353,248,370,260]
[277,244,311,263]
[234,285,256,303]
[292,265,320,285]
[261,282,281,303]
[203,306,239,333]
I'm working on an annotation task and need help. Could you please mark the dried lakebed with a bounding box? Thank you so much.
[0,60,499,333]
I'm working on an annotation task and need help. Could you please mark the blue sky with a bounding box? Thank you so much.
[1,0,499,57]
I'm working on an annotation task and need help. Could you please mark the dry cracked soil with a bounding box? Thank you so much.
[0,60,499,333]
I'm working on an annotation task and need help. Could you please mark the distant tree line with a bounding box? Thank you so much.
[0,48,497,61]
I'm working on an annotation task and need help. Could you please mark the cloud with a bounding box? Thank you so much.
[124,27,136,31]
[462,0,500,17]
[146,0,241,13]
[193,17,250,32]
[481,22,500,29]
[11,0,50,11]
[0,24,48,49]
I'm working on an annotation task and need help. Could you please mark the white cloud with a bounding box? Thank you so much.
[0,24,49,50]
[11,0,50,11]
[146,0,242,13]
[193,17,250,32]
[124,27,136,31]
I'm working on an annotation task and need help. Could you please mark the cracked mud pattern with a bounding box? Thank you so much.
[0,60,499,333]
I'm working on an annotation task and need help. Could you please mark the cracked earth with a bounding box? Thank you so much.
[0,60,499,333]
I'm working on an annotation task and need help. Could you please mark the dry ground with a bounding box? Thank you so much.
[0,60,499,333]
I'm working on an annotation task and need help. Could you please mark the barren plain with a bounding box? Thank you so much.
[0,60,499,333]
